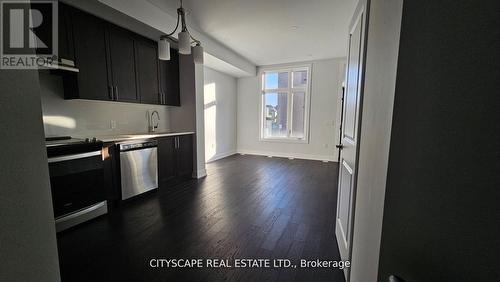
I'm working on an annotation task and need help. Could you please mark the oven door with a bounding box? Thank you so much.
[48,150,105,218]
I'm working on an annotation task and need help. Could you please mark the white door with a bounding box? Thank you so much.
[336,2,367,280]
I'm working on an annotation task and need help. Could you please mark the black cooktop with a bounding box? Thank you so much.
[45,136,101,147]
[45,136,103,158]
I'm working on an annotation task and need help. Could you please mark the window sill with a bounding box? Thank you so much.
[259,137,309,144]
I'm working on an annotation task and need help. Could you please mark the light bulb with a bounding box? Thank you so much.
[178,31,191,55]
[158,38,170,60]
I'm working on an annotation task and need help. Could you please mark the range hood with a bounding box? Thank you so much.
[43,58,79,73]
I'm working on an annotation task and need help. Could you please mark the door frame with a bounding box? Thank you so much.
[335,0,370,280]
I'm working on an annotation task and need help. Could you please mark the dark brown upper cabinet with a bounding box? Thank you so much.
[58,3,75,63]
[64,6,111,101]
[60,3,180,106]
[159,49,180,106]
[135,39,160,104]
[106,25,139,103]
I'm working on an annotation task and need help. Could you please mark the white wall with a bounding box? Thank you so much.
[349,0,403,281]
[236,58,345,161]
[39,72,171,138]
[204,67,238,162]
[194,63,206,178]
[0,70,60,281]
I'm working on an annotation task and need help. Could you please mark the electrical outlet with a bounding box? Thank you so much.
[110,120,116,130]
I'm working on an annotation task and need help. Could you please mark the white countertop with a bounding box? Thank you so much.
[83,132,195,143]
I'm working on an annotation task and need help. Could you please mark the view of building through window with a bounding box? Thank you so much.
[261,66,310,141]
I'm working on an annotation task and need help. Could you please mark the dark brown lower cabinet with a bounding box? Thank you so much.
[158,134,193,188]
[176,135,193,177]
[158,137,176,184]
[103,143,121,207]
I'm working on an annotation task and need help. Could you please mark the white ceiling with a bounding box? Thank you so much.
[147,0,357,66]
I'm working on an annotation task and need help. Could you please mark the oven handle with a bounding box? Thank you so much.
[48,150,102,163]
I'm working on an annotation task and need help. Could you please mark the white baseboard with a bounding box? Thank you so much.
[236,149,337,162]
[206,150,237,163]
[192,168,207,179]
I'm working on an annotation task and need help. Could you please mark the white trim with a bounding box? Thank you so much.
[205,150,237,163]
[237,149,337,163]
[259,64,312,73]
[192,169,207,179]
[258,137,308,144]
[259,64,312,143]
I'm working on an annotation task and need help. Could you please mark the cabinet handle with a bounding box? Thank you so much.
[108,86,113,100]
[114,86,118,101]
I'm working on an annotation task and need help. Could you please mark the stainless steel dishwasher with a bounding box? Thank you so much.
[119,140,158,200]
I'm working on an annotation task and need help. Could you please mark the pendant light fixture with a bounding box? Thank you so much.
[192,43,204,64]
[178,31,191,55]
[158,38,170,60]
[158,0,204,64]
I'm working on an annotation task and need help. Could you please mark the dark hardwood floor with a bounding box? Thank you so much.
[57,155,344,282]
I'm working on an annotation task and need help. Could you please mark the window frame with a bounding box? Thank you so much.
[259,64,312,143]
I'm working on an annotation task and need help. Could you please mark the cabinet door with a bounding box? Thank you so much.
[158,137,177,184]
[159,49,180,106]
[71,8,111,100]
[107,26,139,102]
[176,135,193,177]
[136,39,160,104]
[58,3,74,63]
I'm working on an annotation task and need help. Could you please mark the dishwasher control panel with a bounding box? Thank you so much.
[119,140,157,151]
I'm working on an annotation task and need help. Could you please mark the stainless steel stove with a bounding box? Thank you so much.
[45,136,107,232]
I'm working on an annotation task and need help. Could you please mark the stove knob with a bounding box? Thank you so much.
[85,138,90,143]
[92,137,97,143]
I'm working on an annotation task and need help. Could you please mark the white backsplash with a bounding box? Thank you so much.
[39,72,171,138]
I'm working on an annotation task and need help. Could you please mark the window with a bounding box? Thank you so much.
[260,66,311,142]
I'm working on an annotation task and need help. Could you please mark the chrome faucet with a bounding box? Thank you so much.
[148,110,160,133]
